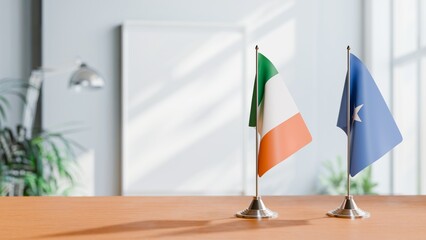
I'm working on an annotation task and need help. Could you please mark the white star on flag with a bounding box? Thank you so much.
[353,104,364,122]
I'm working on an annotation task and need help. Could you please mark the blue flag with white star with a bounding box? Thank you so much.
[337,53,403,176]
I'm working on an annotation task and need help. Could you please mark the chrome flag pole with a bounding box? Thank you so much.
[327,46,369,219]
[236,45,277,219]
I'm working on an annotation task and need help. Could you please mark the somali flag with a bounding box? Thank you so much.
[337,53,403,177]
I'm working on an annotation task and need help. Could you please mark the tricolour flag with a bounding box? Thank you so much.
[337,53,403,176]
[249,53,312,177]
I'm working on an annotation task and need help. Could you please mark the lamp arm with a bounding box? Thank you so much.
[36,59,82,77]
[22,71,43,137]
[22,60,81,136]
[21,59,104,136]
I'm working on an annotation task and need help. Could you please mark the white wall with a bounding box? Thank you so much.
[365,0,426,195]
[0,0,32,127]
[42,0,363,195]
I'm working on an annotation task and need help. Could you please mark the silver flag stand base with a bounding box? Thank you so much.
[327,195,370,219]
[236,196,278,219]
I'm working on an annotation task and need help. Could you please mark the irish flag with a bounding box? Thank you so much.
[249,53,312,177]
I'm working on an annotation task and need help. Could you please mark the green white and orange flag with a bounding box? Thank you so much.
[249,53,312,177]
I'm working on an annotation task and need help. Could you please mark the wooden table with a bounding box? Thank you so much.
[1,196,425,239]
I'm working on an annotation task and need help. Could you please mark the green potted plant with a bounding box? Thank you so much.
[0,79,80,196]
[318,156,378,195]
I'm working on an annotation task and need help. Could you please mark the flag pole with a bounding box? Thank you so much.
[346,45,351,198]
[326,46,369,219]
[236,45,277,219]
[255,45,259,198]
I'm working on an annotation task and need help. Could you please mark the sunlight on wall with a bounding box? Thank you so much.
[173,31,243,79]
[393,0,417,58]
[241,0,294,32]
[393,62,419,194]
[258,20,295,68]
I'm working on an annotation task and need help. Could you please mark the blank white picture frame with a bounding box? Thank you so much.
[121,21,247,195]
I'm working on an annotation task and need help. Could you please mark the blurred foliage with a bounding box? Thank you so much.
[0,78,81,196]
[0,126,83,196]
[318,156,378,195]
[0,79,31,127]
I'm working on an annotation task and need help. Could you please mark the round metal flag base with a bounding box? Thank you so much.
[327,195,370,219]
[236,196,278,219]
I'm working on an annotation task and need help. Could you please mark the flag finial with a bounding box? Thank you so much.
[255,45,259,50]
[347,45,351,51]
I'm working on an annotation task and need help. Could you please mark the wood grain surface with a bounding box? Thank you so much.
[1,196,425,239]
